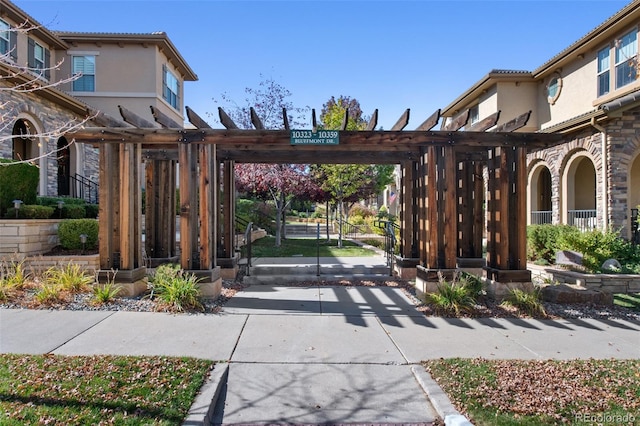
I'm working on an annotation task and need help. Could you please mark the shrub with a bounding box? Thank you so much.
[34,282,65,305]
[558,228,640,273]
[425,272,477,316]
[58,219,99,250]
[62,204,86,219]
[501,288,547,317]
[149,264,203,312]
[85,204,99,219]
[527,224,579,264]
[0,259,29,301]
[4,204,54,219]
[0,159,39,216]
[348,204,375,218]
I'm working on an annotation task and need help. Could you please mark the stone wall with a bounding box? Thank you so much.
[544,268,640,294]
[0,80,100,197]
[0,219,61,258]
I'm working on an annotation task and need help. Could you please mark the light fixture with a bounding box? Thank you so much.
[12,200,22,218]
[57,200,65,218]
[79,234,88,253]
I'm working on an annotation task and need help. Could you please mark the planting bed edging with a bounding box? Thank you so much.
[544,268,640,294]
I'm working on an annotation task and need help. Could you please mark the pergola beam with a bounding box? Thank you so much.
[250,107,264,130]
[366,109,378,131]
[415,109,440,131]
[118,105,157,128]
[186,106,212,129]
[218,107,239,129]
[493,111,531,132]
[391,109,410,131]
[468,111,500,132]
[150,106,182,129]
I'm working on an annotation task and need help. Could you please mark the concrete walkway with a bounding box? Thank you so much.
[1,284,639,425]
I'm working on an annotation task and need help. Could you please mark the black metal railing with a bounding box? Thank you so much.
[374,219,398,276]
[632,208,639,245]
[242,222,253,276]
[69,173,99,204]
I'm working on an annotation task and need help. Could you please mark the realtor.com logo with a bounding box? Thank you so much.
[575,412,636,424]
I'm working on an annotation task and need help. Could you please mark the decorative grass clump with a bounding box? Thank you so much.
[149,264,203,312]
[425,272,479,316]
[501,288,547,317]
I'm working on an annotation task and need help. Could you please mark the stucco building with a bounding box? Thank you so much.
[0,0,196,202]
[441,0,640,240]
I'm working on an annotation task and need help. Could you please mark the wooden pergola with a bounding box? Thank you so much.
[71,106,564,295]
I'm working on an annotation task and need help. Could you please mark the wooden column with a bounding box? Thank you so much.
[222,160,235,259]
[179,143,199,270]
[144,158,177,262]
[421,146,457,271]
[98,143,118,270]
[399,161,418,259]
[198,144,215,270]
[457,160,484,259]
[484,146,530,282]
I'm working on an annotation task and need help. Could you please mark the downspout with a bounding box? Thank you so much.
[590,117,608,231]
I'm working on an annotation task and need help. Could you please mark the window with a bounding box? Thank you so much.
[469,105,479,124]
[162,65,179,109]
[27,38,50,79]
[597,47,610,97]
[615,30,637,89]
[72,56,95,91]
[0,19,9,55]
[547,73,562,104]
[0,19,16,60]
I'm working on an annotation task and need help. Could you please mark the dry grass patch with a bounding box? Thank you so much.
[424,358,639,425]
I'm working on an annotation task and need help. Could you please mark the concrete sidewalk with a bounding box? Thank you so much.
[1,285,639,425]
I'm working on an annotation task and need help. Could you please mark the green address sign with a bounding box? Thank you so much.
[290,130,339,145]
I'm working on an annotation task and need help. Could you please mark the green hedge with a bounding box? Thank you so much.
[526,224,578,264]
[0,159,39,216]
[58,219,99,250]
[4,204,54,219]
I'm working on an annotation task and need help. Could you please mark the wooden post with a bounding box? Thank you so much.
[198,144,214,270]
[179,143,193,270]
[145,159,177,261]
[440,145,457,269]
[98,144,116,269]
[400,161,415,259]
[222,160,235,259]
[119,143,134,270]
[484,146,530,282]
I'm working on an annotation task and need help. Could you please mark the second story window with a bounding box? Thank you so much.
[72,55,95,91]
[162,65,179,109]
[597,47,610,96]
[469,105,479,124]
[615,30,637,89]
[28,38,50,80]
[0,19,16,61]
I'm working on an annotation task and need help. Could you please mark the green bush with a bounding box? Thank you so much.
[0,159,39,216]
[425,272,478,316]
[62,204,86,219]
[501,288,547,317]
[37,196,86,207]
[149,264,202,312]
[85,204,99,218]
[58,219,99,250]
[558,228,640,273]
[526,224,579,264]
[4,204,54,219]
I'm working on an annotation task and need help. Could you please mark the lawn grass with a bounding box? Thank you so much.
[248,236,376,257]
[614,293,640,311]
[0,354,213,425]
[424,358,640,426]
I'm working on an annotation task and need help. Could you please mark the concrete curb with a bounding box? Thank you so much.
[183,362,229,426]
[411,365,474,426]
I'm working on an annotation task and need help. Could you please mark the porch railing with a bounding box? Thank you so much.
[530,210,552,225]
[69,173,99,204]
[568,209,597,232]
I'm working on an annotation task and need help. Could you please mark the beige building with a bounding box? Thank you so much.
[0,0,196,203]
[441,0,640,240]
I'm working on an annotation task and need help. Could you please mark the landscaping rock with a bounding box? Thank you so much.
[555,250,583,267]
[541,283,613,305]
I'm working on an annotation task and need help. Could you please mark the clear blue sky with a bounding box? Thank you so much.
[14,0,630,129]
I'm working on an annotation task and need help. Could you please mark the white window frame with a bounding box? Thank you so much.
[469,105,479,124]
[72,55,96,92]
[597,46,610,97]
[614,29,638,90]
[163,66,179,109]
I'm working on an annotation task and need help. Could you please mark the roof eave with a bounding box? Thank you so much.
[441,70,533,116]
[0,1,68,50]
[56,31,198,81]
